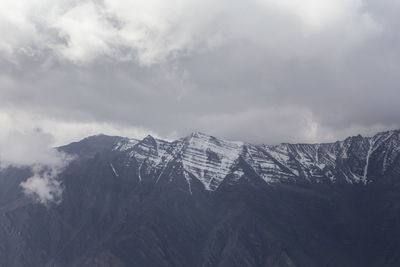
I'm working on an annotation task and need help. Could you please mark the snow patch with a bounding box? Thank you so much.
[110,163,119,177]
[181,132,243,191]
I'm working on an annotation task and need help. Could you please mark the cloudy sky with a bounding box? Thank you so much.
[1,0,400,147]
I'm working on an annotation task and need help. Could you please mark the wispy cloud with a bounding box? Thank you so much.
[0,130,73,204]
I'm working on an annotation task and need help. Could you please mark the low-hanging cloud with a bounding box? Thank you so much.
[0,130,73,205]
[0,0,399,146]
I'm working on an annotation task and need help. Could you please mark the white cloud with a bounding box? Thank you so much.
[50,2,118,63]
[0,130,66,167]
[0,0,378,65]
[265,0,363,28]
[20,169,63,205]
[0,129,73,205]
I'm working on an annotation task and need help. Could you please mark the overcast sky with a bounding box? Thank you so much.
[1,0,400,146]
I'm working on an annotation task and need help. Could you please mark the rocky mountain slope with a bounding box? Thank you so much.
[0,129,400,266]
[113,129,400,189]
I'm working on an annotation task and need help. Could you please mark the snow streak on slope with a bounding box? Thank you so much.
[114,132,243,191]
[122,135,183,178]
[360,130,400,178]
[243,144,295,183]
[110,163,119,177]
[363,138,374,184]
[180,132,243,191]
[244,142,346,183]
[114,138,139,151]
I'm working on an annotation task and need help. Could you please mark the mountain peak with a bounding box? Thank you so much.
[141,134,157,144]
[179,132,244,191]
[185,131,211,139]
[97,128,400,190]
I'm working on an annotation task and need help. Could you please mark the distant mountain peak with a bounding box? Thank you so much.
[106,129,400,191]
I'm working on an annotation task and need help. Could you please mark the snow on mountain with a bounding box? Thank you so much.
[113,130,400,191]
[114,132,243,190]
[179,132,243,191]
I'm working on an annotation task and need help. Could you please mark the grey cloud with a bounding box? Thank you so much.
[0,0,399,146]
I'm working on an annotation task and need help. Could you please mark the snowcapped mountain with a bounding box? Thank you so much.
[1,129,400,267]
[113,132,244,191]
[111,129,400,191]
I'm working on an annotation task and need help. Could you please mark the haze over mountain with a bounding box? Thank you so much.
[1,129,400,266]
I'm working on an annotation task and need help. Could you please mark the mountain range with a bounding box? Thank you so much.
[1,129,400,266]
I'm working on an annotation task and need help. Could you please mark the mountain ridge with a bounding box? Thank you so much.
[1,128,400,266]
[70,129,400,193]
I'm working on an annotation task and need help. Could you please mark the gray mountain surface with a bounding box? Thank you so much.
[1,129,400,266]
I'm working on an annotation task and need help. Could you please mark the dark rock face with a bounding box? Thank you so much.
[0,130,400,266]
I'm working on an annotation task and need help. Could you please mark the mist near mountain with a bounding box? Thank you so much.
[0,130,73,205]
